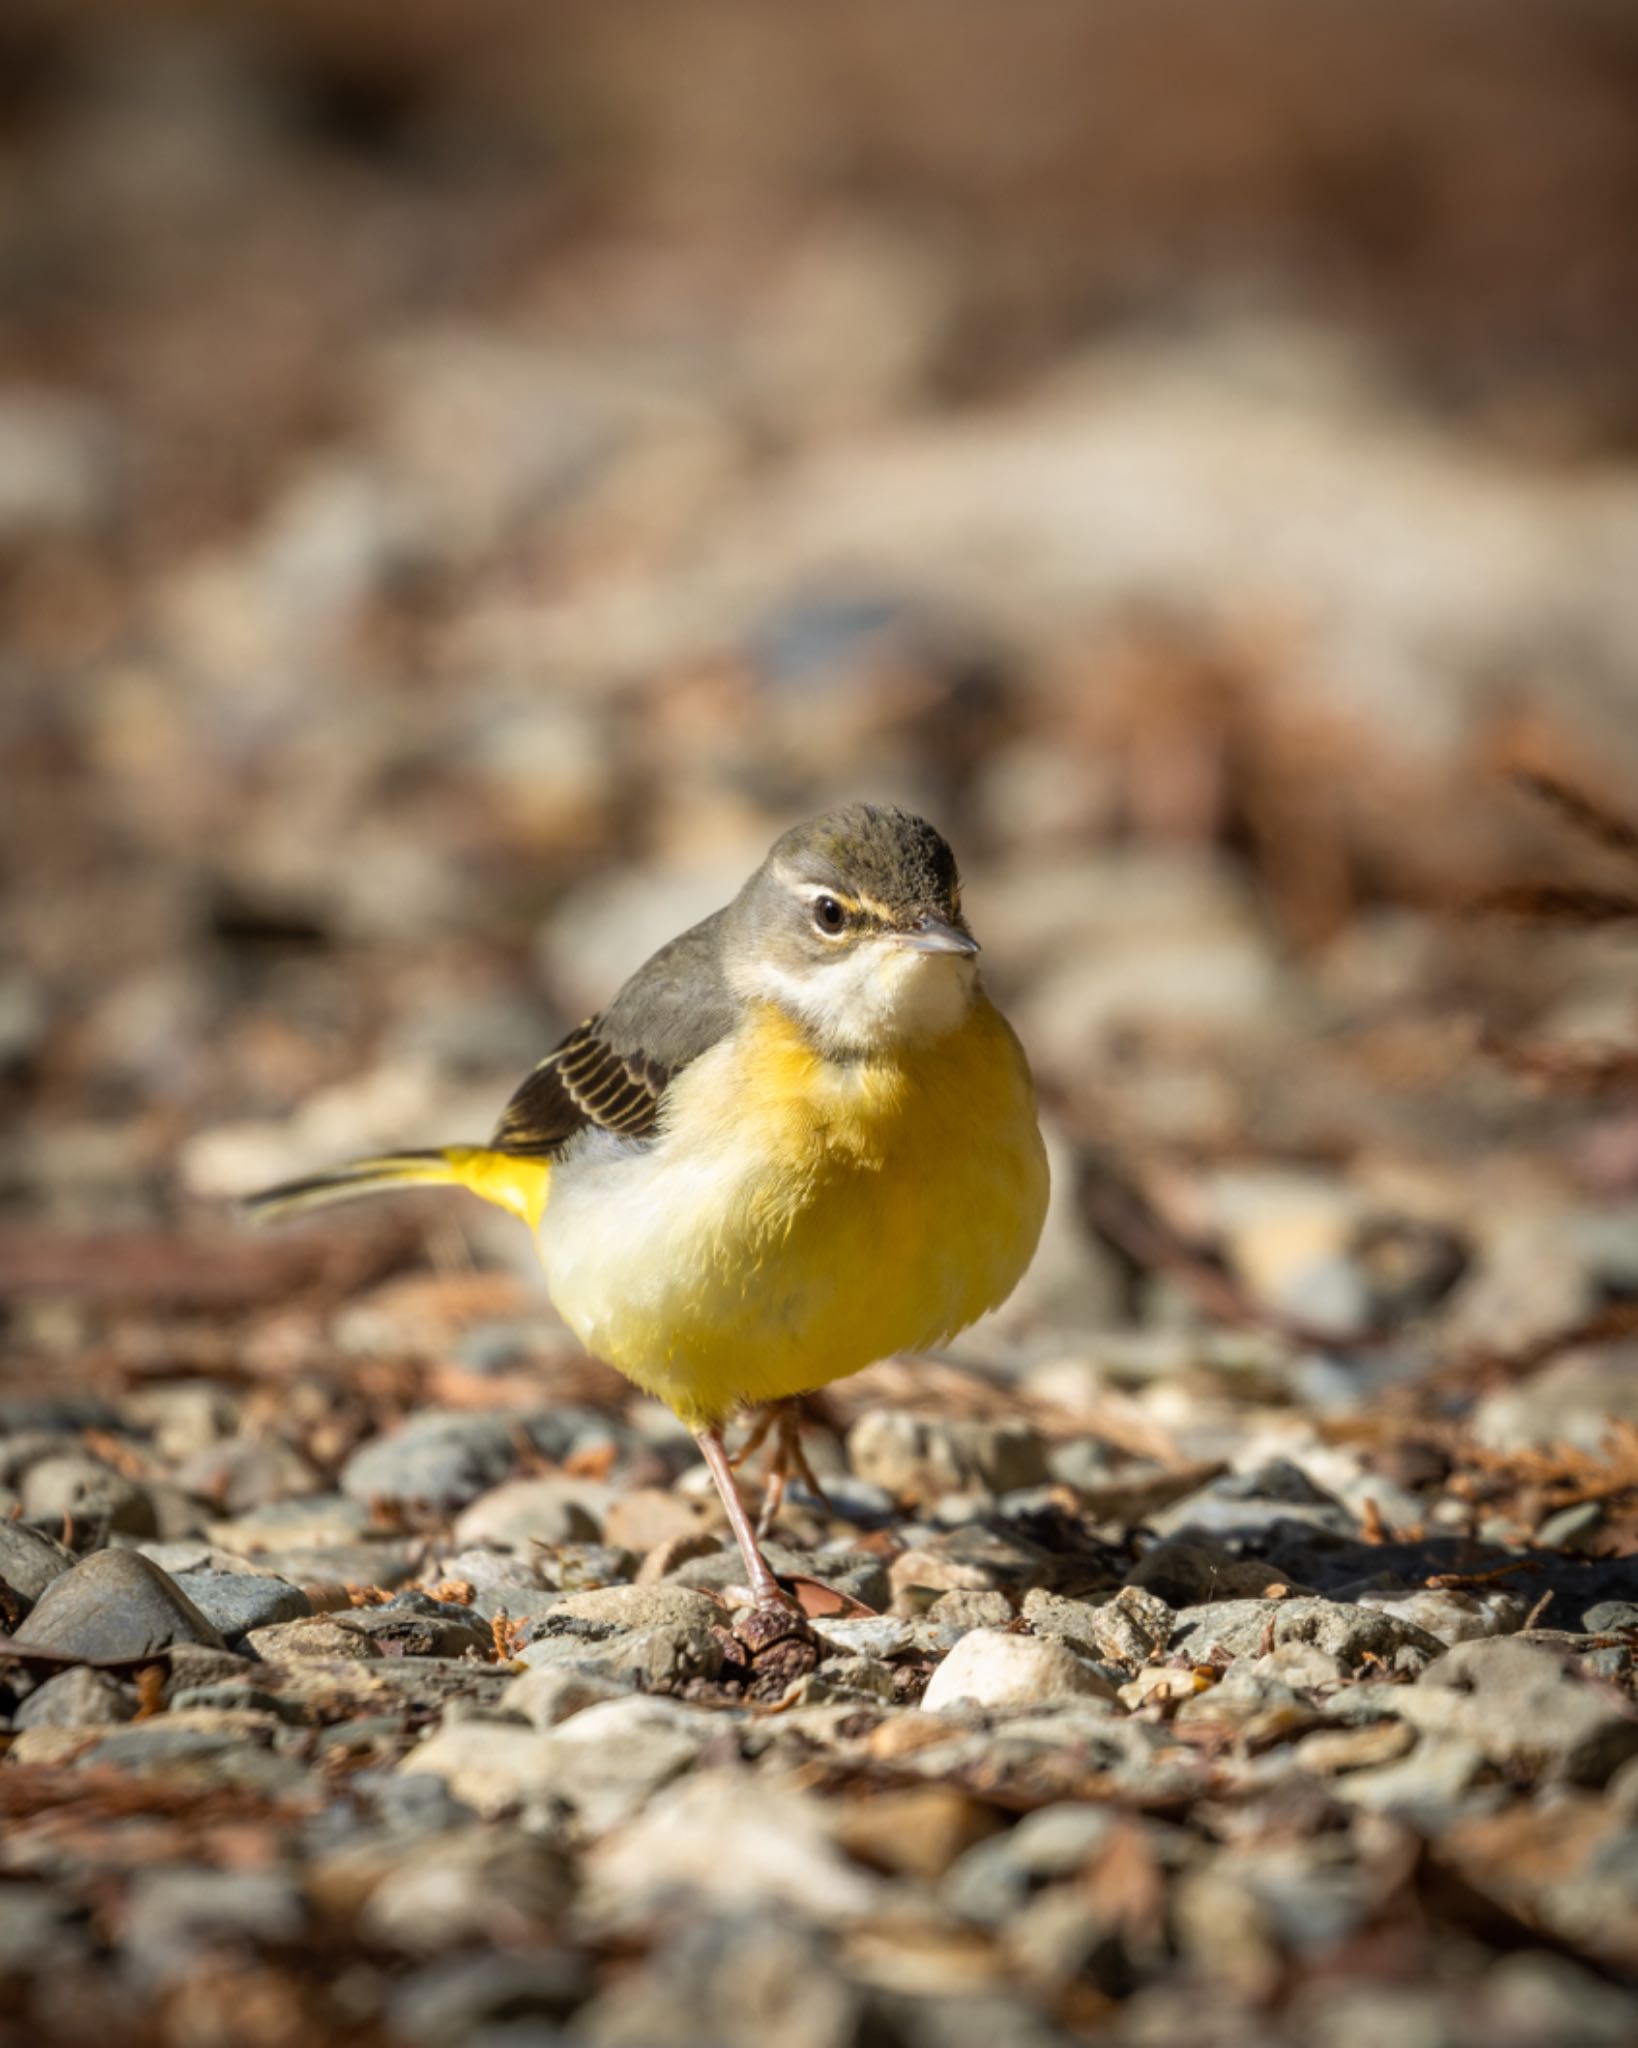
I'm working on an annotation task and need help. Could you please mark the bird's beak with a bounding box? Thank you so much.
[895,916,980,957]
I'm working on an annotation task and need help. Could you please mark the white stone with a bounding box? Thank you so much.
[920,1628,1117,1715]
[583,1768,880,1930]
[400,1694,718,1827]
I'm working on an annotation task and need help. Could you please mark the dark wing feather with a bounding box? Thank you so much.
[489,907,739,1160]
[490,1019,671,1156]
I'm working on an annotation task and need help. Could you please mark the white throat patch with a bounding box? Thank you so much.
[734,936,977,1055]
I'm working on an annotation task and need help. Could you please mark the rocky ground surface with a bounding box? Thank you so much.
[2,1288,1637,2048]
[5,9,1638,2046]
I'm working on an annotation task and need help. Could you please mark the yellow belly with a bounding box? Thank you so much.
[536,996,1049,1427]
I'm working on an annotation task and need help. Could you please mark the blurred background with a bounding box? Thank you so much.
[5,0,1638,1311]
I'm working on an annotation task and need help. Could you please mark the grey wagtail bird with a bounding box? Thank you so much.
[249,804,1049,1606]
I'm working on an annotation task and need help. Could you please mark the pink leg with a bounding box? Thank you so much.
[695,1425,789,1606]
[755,1402,833,1538]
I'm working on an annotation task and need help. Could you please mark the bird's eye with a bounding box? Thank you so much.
[812,895,847,935]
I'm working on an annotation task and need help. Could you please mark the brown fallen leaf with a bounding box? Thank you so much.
[784,1573,879,1619]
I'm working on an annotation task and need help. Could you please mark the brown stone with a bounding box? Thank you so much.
[830,1783,1002,1879]
[636,1530,724,1585]
[603,1487,714,1555]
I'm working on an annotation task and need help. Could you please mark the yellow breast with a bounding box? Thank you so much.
[537,994,1049,1427]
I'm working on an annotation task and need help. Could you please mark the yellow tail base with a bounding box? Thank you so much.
[244,1146,550,1231]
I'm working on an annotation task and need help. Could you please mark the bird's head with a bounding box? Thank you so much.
[726,803,979,1055]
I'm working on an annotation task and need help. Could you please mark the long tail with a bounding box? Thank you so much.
[244,1146,550,1231]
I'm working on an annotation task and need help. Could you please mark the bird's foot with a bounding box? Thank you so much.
[724,1586,821,1700]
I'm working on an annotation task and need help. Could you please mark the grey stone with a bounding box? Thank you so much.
[0,1881,90,1976]
[1611,1753,1638,1819]
[140,1479,214,1542]
[452,1477,605,1551]
[120,1868,306,1988]
[809,1615,913,1661]
[342,1770,479,1838]
[80,1722,309,1795]
[944,1802,1117,1924]
[582,1768,880,1928]
[0,1431,80,1486]
[1169,1596,1444,1673]
[1148,1458,1355,1539]
[175,1436,323,1513]
[891,1521,1054,1597]
[926,1589,1015,1633]
[171,1570,312,1646]
[13,1548,228,1660]
[1471,1340,1638,1455]
[13,1665,138,1729]
[341,1413,520,1506]
[795,1654,897,1704]
[598,1620,725,1689]
[1329,1734,1493,1826]
[1397,1636,1638,1785]
[536,1542,637,1592]
[1022,1585,1170,1668]
[124,1384,240,1461]
[1585,1601,1638,1634]
[1536,1500,1606,1551]
[422,1546,545,1594]
[217,1539,421,1590]
[514,1626,617,1672]
[1167,1659,1309,1729]
[571,1911,855,2048]
[1126,1537,1294,1607]
[359,1825,572,1952]
[846,1410,1050,1503]
[246,1617,384,1662]
[340,1408,613,1511]
[386,1951,587,2048]
[163,1643,265,1693]
[501,1661,637,1729]
[337,1607,493,1660]
[0,1394,120,1434]
[0,1521,76,1609]
[206,1493,373,1552]
[167,1683,291,1718]
[1241,1641,1347,1692]
[468,1586,564,1625]
[20,1455,157,1537]
[400,1695,718,1828]
[790,1474,897,1524]
[1355,1587,1524,1647]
